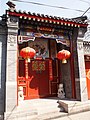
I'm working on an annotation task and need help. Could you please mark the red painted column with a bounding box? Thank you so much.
[70,40,76,99]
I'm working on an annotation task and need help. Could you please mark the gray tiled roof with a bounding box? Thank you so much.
[7,9,88,27]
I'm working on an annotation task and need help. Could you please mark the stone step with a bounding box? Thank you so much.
[5,111,67,120]
[5,98,62,120]
[18,98,59,110]
[4,110,38,120]
[36,105,60,115]
[59,99,90,114]
[37,111,68,120]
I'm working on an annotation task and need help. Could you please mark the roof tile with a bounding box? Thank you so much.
[7,9,88,27]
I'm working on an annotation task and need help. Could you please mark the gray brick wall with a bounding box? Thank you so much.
[0,20,7,117]
[60,60,72,98]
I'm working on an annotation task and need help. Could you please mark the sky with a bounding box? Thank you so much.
[0,0,90,18]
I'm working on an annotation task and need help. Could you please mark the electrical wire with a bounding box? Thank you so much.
[79,0,90,5]
[11,0,86,13]
[77,0,90,16]
[81,7,90,16]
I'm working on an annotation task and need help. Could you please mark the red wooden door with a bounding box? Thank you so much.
[18,59,59,99]
[27,59,49,99]
[85,61,90,99]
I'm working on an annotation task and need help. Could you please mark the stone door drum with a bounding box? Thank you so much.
[85,61,90,99]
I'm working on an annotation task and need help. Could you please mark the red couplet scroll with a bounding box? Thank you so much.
[49,59,53,81]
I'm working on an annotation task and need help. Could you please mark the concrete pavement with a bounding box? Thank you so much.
[53,111,90,120]
[4,98,90,120]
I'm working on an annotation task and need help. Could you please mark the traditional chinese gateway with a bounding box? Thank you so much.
[1,2,90,119]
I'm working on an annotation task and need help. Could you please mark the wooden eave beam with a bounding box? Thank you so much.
[8,11,88,27]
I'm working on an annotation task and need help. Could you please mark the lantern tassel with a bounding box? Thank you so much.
[28,58,30,63]
[62,59,67,64]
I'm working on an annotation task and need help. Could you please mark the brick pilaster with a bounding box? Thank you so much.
[5,15,19,114]
[76,37,88,101]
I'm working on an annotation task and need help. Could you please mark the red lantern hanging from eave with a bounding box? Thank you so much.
[20,47,36,62]
[57,49,71,63]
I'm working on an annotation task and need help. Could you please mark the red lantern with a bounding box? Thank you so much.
[57,49,70,63]
[20,47,36,79]
[20,47,36,62]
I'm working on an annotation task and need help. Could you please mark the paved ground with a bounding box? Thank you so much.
[4,98,90,120]
[53,111,90,120]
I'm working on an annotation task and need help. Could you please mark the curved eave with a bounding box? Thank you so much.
[83,41,90,45]
[7,11,88,27]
